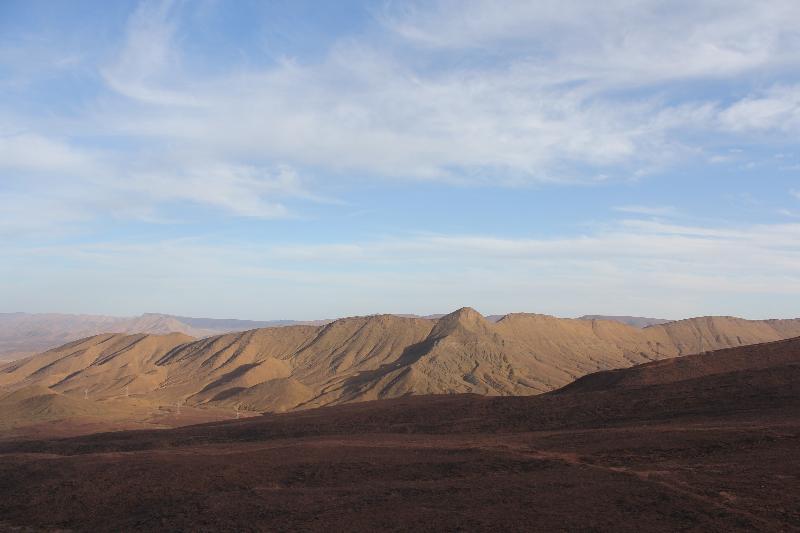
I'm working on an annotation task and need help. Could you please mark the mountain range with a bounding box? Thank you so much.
[2,307,800,435]
[0,311,675,361]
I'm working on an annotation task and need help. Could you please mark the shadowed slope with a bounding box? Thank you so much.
[557,335,800,394]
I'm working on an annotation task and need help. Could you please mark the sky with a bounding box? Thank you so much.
[1,0,799,320]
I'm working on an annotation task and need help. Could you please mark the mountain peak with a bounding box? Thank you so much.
[451,306,482,318]
[441,307,485,323]
[431,307,490,336]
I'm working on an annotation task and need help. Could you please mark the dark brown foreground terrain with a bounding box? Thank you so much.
[0,338,799,532]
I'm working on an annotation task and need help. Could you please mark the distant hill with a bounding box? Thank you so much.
[0,312,331,360]
[578,315,671,328]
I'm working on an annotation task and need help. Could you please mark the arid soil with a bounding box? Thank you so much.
[0,337,798,531]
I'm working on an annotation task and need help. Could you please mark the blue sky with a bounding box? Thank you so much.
[1,0,800,320]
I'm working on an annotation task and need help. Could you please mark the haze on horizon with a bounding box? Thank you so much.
[2,0,800,321]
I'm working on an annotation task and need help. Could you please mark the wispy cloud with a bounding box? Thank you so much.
[718,85,800,133]
[86,1,800,185]
[100,0,196,107]
[3,0,800,234]
[0,133,98,175]
[380,1,800,83]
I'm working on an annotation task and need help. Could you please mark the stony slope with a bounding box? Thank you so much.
[2,308,800,432]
